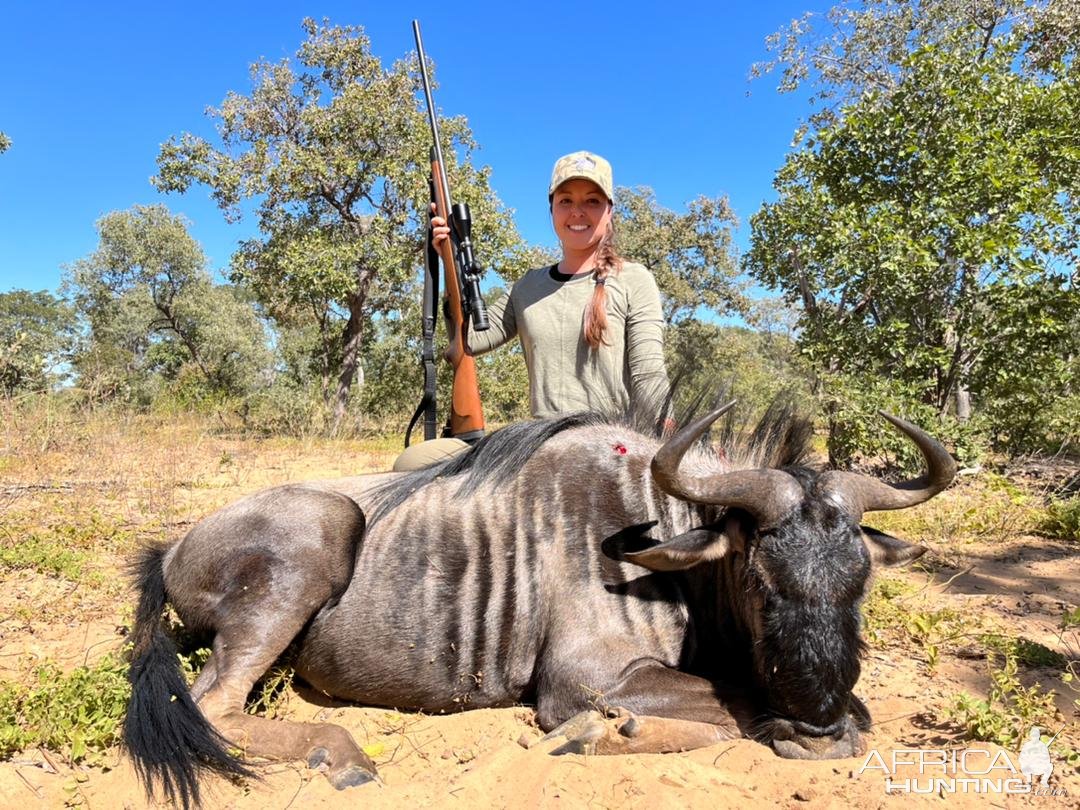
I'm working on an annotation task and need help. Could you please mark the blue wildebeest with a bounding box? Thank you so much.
[123,403,955,807]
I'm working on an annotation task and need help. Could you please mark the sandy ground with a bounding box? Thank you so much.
[0,423,1077,809]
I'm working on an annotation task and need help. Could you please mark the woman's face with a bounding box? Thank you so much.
[550,179,613,255]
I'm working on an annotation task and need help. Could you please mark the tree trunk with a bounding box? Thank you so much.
[330,291,365,435]
[955,384,971,422]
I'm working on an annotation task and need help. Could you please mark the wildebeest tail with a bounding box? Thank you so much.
[123,544,254,810]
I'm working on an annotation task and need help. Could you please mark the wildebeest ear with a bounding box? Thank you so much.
[619,527,733,572]
[861,525,926,567]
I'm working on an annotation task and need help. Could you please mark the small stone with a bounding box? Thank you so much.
[793,788,816,802]
[516,733,533,749]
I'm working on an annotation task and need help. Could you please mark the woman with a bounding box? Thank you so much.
[435,150,670,420]
[394,151,671,471]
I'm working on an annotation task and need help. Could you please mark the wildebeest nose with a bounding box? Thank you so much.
[770,714,864,760]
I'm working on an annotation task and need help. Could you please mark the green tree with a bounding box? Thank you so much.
[615,187,746,324]
[153,18,531,432]
[751,0,1080,129]
[665,320,813,419]
[747,2,1080,462]
[0,132,11,154]
[0,290,74,395]
[65,205,270,406]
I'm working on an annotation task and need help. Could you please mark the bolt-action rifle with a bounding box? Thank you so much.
[405,19,488,447]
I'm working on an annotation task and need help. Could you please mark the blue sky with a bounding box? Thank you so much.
[0,1,828,295]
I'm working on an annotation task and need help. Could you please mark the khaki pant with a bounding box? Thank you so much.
[391,438,470,471]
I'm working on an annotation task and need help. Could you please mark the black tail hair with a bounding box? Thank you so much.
[123,545,254,810]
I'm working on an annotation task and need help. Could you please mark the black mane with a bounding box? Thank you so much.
[367,412,605,526]
[368,394,815,527]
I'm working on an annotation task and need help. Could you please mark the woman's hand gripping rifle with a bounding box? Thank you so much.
[412,20,488,443]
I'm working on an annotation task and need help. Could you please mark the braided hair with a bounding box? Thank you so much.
[582,220,623,349]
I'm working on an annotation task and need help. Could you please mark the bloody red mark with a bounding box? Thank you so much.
[613,442,628,455]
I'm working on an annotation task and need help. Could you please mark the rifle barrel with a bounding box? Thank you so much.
[412,21,454,215]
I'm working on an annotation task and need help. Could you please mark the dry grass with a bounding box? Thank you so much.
[0,395,1077,787]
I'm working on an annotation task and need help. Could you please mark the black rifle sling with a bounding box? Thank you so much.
[404,207,441,448]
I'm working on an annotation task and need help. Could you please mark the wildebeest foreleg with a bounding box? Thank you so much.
[542,662,740,755]
[544,710,730,755]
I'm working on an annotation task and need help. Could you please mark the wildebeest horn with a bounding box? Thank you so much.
[650,401,804,528]
[820,412,957,520]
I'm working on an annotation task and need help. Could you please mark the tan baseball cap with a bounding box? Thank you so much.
[548,151,614,201]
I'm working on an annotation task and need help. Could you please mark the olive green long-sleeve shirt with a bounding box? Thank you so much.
[466,263,670,419]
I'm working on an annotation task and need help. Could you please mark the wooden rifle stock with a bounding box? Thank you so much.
[413,20,485,441]
[430,152,485,439]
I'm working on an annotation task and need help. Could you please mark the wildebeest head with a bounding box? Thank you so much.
[626,404,956,760]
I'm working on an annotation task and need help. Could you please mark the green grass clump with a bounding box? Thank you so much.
[948,638,1078,769]
[179,645,293,718]
[1037,495,1080,541]
[0,509,136,581]
[0,532,89,580]
[862,576,977,671]
[0,653,130,762]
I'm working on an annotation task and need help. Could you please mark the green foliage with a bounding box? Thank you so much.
[64,205,271,409]
[0,131,10,154]
[862,576,976,673]
[246,666,295,719]
[615,186,746,324]
[179,646,294,719]
[0,654,130,762]
[751,0,1080,129]
[866,577,1077,764]
[178,647,213,685]
[153,18,532,431]
[0,533,88,580]
[1062,606,1080,631]
[1038,496,1080,541]
[665,320,813,419]
[0,510,132,582]
[746,3,1080,461]
[0,289,75,395]
[818,372,987,471]
[983,635,1068,670]
[948,637,1074,764]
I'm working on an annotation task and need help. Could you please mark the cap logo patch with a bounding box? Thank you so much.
[575,157,595,171]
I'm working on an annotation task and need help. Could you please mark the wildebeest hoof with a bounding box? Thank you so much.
[542,708,645,755]
[330,765,377,789]
[549,716,609,756]
[617,714,641,738]
[540,710,605,744]
[550,736,597,756]
[307,747,331,771]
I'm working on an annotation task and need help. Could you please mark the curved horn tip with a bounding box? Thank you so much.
[710,399,738,423]
[651,399,737,500]
[878,410,958,484]
[877,411,914,429]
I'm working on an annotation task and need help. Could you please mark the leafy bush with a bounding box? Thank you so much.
[819,372,987,472]
[0,654,130,762]
[1037,496,1080,542]
[0,533,88,580]
[949,637,1078,769]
